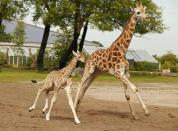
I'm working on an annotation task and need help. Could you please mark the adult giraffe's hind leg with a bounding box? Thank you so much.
[74,64,97,110]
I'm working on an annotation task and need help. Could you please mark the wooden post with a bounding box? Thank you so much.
[6,48,9,65]
[13,56,15,65]
[22,56,24,65]
[26,56,28,64]
[8,56,11,65]
[17,56,19,67]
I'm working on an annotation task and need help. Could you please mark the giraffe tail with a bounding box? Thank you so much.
[31,80,44,84]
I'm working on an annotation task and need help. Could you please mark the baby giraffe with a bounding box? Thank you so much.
[28,50,85,124]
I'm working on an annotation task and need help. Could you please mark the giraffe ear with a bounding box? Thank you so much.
[72,50,77,56]
[129,8,134,13]
[143,6,146,11]
[77,50,80,53]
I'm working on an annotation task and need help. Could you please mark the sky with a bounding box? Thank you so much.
[24,0,178,56]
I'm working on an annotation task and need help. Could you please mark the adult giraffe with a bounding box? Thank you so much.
[74,0,150,119]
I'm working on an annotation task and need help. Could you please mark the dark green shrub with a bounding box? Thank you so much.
[0,52,6,66]
[130,61,159,71]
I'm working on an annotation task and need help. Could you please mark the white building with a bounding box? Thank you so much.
[0,21,158,67]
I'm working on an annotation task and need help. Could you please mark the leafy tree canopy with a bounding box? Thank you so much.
[0,0,28,42]
[160,52,177,65]
[89,0,166,34]
[13,20,25,47]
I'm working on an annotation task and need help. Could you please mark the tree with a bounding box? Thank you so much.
[29,0,74,71]
[29,0,53,71]
[58,0,86,68]
[13,21,25,47]
[12,20,25,67]
[159,52,177,72]
[0,0,27,42]
[79,20,89,52]
[58,0,166,68]
[160,52,177,65]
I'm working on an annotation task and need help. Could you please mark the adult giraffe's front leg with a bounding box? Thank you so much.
[74,71,99,111]
[74,63,96,110]
[115,69,150,117]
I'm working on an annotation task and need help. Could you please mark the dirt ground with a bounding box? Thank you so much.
[0,82,178,131]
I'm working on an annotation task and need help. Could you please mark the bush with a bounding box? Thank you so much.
[0,52,6,66]
[159,52,178,72]
[130,61,159,71]
[161,61,177,73]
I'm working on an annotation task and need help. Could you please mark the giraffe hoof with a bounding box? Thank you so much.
[76,123,80,125]
[75,121,81,125]
[132,115,138,120]
[46,117,50,121]
[46,115,50,120]
[145,111,151,116]
[28,108,33,112]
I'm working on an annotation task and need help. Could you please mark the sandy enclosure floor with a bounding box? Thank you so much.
[0,82,178,131]
[87,82,178,107]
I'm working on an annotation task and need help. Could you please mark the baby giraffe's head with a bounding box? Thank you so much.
[72,50,86,62]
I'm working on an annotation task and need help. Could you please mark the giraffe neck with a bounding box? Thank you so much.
[111,13,137,54]
[65,57,78,76]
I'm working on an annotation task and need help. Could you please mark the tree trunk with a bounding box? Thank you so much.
[36,24,50,71]
[0,19,2,27]
[0,19,3,34]
[58,32,79,68]
[0,13,2,27]
[79,20,89,52]
[59,2,82,68]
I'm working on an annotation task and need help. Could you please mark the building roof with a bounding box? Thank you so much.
[3,21,101,47]
[83,45,158,63]
[3,21,60,44]
[126,49,158,63]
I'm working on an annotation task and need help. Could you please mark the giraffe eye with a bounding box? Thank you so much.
[137,12,140,14]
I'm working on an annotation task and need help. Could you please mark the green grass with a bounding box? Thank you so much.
[72,73,178,84]
[0,69,178,84]
[130,74,178,83]
[0,69,48,83]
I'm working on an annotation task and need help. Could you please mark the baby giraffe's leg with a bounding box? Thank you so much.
[46,90,58,120]
[65,79,80,124]
[29,87,44,112]
[42,90,49,114]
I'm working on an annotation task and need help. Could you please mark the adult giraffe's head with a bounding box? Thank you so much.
[134,0,148,20]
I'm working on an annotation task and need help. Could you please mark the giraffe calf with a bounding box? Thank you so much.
[28,50,85,124]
